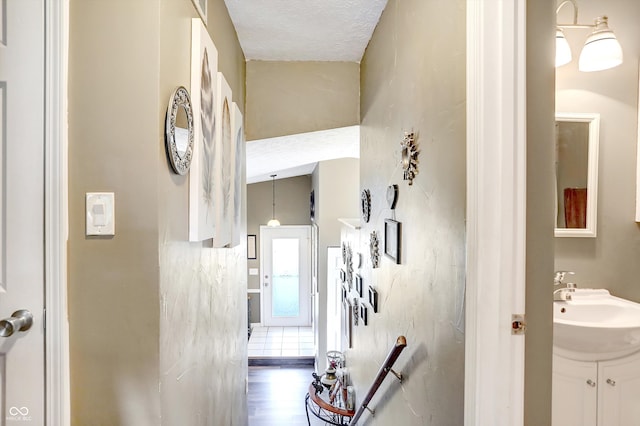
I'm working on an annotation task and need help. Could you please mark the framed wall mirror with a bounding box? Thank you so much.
[555,112,600,237]
[165,86,195,175]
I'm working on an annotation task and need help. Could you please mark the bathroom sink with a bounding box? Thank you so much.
[553,289,640,361]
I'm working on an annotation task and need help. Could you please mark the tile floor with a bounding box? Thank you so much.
[248,326,315,358]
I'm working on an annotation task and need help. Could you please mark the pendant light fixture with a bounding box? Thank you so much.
[267,174,280,227]
[556,0,623,72]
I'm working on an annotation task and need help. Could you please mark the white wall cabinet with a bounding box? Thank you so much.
[553,351,640,426]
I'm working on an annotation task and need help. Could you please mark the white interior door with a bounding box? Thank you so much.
[0,0,46,423]
[261,226,311,327]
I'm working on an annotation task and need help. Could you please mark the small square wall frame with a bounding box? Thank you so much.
[369,286,378,313]
[360,303,368,326]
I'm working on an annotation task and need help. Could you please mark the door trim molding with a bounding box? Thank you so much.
[45,1,70,425]
[259,225,312,326]
[465,0,527,425]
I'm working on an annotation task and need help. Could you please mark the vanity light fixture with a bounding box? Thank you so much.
[267,174,281,227]
[556,0,623,72]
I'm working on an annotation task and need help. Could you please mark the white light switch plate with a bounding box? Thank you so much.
[86,192,115,236]
[249,268,259,276]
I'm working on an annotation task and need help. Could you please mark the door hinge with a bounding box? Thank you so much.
[511,314,526,335]
[43,308,46,330]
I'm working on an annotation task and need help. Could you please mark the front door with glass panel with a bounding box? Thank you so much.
[261,226,311,327]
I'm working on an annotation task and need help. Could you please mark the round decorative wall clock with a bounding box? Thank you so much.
[361,189,371,223]
[400,131,419,185]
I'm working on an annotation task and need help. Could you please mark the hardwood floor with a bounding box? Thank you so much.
[248,365,327,426]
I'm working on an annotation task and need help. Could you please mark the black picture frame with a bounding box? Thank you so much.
[342,299,353,348]
[360,303,368,326]
[368,286,378,313]
[247,234,257,259]
[384,219,401,264]
[310,189,315,222]
[355,274,363,297]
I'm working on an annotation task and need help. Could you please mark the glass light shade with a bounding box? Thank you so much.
[578,17,623,72]
[267,218,280,227]
[556,29,572,67]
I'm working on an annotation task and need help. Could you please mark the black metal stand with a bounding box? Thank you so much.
[305,375,353,426]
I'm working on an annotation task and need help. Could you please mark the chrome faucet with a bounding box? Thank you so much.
[554,271,577,301]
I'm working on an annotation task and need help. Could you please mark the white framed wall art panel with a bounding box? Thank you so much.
[230,102,244,247]
[189,19,218,241]
[212,71,233,247]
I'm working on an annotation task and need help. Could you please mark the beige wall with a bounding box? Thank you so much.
[525,0,556,424]
[354,0,466,423]
[69,0,247,424]
[246,175,312,322]
[245,61,360,140]
[555,0,640,302]
[68,0,161,423]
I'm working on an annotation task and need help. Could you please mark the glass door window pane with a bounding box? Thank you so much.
[272,238,300,317]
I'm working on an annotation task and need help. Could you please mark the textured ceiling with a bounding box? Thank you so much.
[224,0,387,61]
[246,126,360,184]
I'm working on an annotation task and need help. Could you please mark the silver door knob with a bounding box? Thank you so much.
[0,310,33,337]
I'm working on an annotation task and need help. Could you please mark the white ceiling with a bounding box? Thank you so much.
[246,126,360,184]
[224,0,387,61]
[225,0,385,182]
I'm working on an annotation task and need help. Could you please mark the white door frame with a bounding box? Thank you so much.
[465,1,527,425]
[45,1,70,425]
[44,0,528,423]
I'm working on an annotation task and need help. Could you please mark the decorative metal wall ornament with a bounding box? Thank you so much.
[342,242,348,264]
[346,245,354,289]
[361,189,372,223]
[370,231,380,268]
[352,298,359,326]
[400,131,419,185]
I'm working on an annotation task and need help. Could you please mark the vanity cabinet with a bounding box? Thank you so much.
[598,354,640,424]
[552,355,597,426]
[553,352,640,426]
